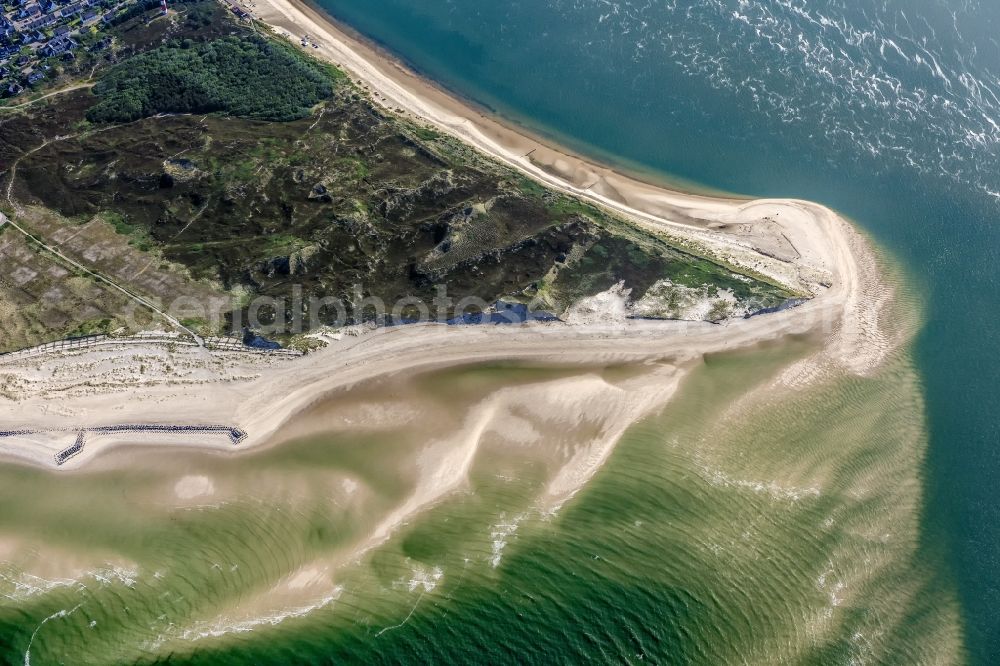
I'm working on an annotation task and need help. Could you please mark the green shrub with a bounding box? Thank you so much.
[86,35,335,123]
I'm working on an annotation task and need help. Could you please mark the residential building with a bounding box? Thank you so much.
[38,35,75,57]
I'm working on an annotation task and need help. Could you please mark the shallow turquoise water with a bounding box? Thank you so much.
[308,1,1000,660]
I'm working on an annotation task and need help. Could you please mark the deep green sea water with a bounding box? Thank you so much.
[303,1,1000,662]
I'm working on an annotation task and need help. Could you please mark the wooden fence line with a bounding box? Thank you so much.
[0,334,302,362]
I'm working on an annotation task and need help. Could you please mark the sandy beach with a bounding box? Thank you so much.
[0,0,892,478]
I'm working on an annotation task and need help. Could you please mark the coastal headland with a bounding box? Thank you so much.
[0,0,893,477]
[0,4,969,663]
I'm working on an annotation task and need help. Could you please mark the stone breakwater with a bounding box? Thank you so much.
[0,425,249,466]
[55,432,87,465]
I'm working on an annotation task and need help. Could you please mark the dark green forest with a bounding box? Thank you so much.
[86,35,336,122]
